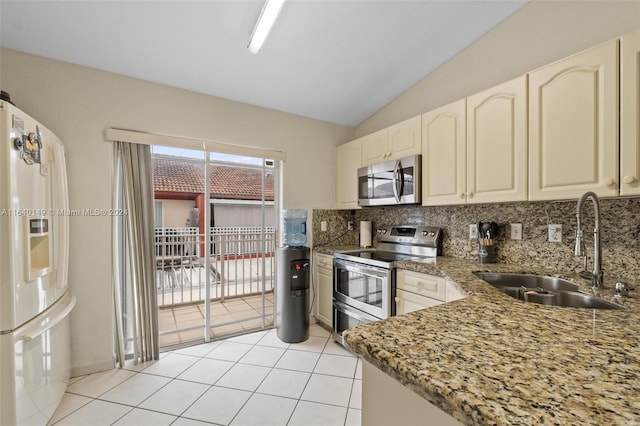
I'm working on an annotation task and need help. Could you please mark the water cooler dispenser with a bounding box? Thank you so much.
[276,209,310,343]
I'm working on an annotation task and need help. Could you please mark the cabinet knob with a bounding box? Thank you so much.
[604,178,615,186]
[622,175,637,184]
[394,297,400,303]
[467,192,474,198]
[460,193,465,198]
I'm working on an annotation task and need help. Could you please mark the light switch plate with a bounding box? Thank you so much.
[469,224,478,239]
[510,223,522,240]
[321,221,327,232]
[548,224,562,243]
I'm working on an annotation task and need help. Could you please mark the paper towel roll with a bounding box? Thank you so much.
[360,221,372,248]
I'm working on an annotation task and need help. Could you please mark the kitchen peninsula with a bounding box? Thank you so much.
[340,257,640,425]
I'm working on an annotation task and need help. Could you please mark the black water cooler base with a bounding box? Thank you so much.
[275,246,310,343]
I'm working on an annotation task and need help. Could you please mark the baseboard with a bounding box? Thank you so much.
[71,358,115,378]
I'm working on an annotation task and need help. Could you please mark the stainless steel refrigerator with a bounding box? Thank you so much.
[0,98,75,426]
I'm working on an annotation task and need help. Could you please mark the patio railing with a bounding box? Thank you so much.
[155,226,275,307]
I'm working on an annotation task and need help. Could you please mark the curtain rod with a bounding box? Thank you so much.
[105,128,286,161]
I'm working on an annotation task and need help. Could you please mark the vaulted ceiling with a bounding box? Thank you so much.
[0,0,527,126]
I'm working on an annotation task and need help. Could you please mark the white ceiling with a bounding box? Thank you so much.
[0,0,526,127]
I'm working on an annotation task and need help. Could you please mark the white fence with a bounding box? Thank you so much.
[155,226,276,307]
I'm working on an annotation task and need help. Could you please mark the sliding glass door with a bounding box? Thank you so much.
[152,146,278,349]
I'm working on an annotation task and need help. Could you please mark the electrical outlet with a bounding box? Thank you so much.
[469,224,478,239]
[321,221,327,232]
[510,223,522,240]
[548,224,562,243]
[347,221,354,231]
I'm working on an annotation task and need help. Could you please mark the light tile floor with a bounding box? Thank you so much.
[49,324,361,426]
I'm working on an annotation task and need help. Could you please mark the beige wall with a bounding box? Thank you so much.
[0,48,353,374]
[356,0,640,137]
[158,199,195,228]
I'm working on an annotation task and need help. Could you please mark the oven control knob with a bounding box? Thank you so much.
[429,232,435,237]
[380,229,387,234]
[421,231,428,236]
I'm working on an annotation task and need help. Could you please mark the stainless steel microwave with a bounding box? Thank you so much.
[357,154,421,206]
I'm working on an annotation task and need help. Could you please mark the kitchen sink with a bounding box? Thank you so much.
[474,272,623,310]
[473,272,580,291]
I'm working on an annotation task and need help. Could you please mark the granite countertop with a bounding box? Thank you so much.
[328,252,640,425]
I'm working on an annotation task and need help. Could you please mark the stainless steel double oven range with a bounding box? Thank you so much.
[332,225,441,344]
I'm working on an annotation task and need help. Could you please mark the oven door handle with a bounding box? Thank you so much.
[334,259,388,278]
[334,300,378,323]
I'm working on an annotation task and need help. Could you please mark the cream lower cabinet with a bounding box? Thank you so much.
[529,39,619,200]
[336,139,362,209]
[395,270,446,315]
[621,28,640,196]
[361,115,422,166]
[313,253,333,327]
[362,360,462,426]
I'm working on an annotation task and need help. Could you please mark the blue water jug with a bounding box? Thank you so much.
[282,209,307,246]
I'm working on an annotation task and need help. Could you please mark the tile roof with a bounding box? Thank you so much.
[153,154,274,201]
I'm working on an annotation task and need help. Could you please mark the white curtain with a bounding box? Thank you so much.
[112,141,159,366]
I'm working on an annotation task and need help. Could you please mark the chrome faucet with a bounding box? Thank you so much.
[573,191,603,288]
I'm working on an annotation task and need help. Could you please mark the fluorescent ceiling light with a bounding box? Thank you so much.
[248,0,286,54]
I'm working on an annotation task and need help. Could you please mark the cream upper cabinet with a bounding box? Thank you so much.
[336,139,362,209]
[529,39,619,200]
[360,128,389,165]
[621,28,640,196]
[387,115,422,160]
[361,115,421,165]
[466,75,528,203]
[421,99,467,206]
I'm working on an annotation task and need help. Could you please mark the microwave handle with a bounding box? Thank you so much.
[392,160,404,203]
[392,160,400,202]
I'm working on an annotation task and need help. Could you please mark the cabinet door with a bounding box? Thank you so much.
[361,128,389,165]
[529,39,619,200]
[621,28,640,196]
[317,267,333,326]
[336,139,362,209]
[467,76,527,203]
[395,289,442,315]
[421,99,467,205]
[314,254,334,327]
[387,115,422,161]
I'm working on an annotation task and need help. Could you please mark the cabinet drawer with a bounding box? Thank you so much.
[315,253,333,270]
[396,270,446,302]
[395,289,443,314]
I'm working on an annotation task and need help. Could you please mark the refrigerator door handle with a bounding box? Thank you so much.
[15,296,76,342]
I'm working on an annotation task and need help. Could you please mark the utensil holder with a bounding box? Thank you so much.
[478,241,497,264]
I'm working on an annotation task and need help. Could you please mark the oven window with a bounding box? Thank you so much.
[336,268,383,308]
[334,307,367,334]
[400,166,415,196]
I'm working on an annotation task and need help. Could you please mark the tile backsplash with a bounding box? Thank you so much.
[312,197,640,283]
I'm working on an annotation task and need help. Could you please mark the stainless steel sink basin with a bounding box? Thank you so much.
[474,272,623,310]
[473,272,580,291]
[553,291,622,309]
